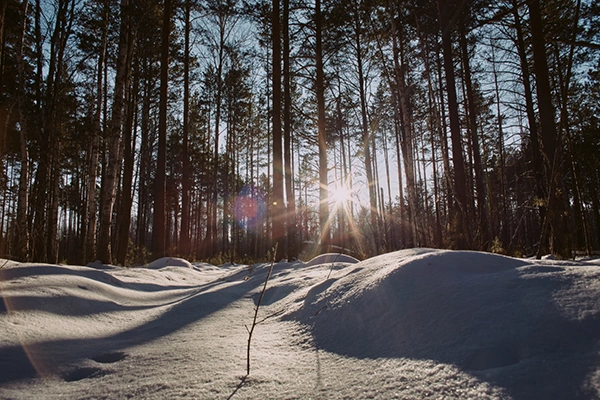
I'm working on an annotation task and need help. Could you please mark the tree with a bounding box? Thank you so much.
[437,0,469,249]
[15,0,29,262]
[98,0,133,264]
[315,0,330,250]
[272,0,285,251]
[528,0,570,259]
[180,0,193,257]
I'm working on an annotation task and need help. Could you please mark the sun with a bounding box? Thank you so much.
[330,184,353,206]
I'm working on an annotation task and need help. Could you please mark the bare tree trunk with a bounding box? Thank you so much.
[85,0,109,263]
[152,0,171,259]
[98,0,131,264]
[528,0,570,259]
[15,0,30,262]
[390,14,417,248]
[0,0,7,99]
[353,4,378,252]
[511,0,546,235]
[136,66,151,250]
[179,0,192,258]
[459,19,489,249]
[283,0,296,258]
[272,0,285,252]
[315,0,330,250]
[490,40,510,249]
[437,0,469,249]
[116,54,137,266]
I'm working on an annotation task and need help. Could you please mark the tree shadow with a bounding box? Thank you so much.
[0,265,194,292]
[0,270,266,384]
[226,374,248,400]
[299,260,600,400]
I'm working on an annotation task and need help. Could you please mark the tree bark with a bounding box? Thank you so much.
[85,0,109,263]
[98,0,131,264]
[283,0,296,258]
[315,0,330,250]
[180,0,192,257]
[528,0,570,259]
[272,0,285,251]
[355,2,379,252]
[389,4,417,248]
[459,17,489,249]
[437,0,469,249]
[152,0,171,259]
[116,52,137,266]
[15,0,30,262]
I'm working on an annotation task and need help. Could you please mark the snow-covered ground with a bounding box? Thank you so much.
[1,249,599,399]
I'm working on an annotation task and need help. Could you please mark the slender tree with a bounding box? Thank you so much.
[528,0,570,259]
[15,0,29,262]
[180,0,193,257]
[315,0,330,250]
[437,0,469,249]
[153,0,171,259]
[272,0,285,250]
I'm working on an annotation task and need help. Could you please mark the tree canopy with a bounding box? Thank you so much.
[0,0,599,264]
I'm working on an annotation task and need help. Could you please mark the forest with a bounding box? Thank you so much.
[0,0,598,265]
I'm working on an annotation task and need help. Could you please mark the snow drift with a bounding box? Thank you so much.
[1,249,599,399]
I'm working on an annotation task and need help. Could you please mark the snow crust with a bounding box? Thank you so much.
[1,249,599,399]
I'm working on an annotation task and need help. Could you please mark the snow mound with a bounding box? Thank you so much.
[146,257,193,270]
[305,253,360,267]
[287,248,600,374]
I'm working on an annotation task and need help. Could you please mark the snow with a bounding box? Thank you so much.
[1,249,599,399]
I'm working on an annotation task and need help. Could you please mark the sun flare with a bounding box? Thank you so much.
[330,185,353,205]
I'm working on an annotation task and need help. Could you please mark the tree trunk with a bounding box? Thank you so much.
[528,0,570,259]
[136,67,151,250]
[315,0,330,250]
[152,0,170,259]
[15,0,30,262]
[283,0,296,258]
[272,0,285,251]
[437,0,469,249]
[355,4,379,252]
[180,0,192,258]
[459,18,489,249]
[0,0,7,98]
[390,9,417,248]
[490,39,510,249]
[98,0,131,264]
[116,54,137,266]
[85,0,109,263]
[511,0,546,232]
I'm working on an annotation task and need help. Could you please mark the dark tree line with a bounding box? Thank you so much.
[0,0,599,265]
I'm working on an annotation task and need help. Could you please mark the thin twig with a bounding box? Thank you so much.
[247,243,278,375]
[256,309,284,325]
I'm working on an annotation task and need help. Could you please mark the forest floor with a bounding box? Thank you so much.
[1,249,599,399]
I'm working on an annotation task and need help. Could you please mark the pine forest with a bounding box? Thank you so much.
[0,0,599,265]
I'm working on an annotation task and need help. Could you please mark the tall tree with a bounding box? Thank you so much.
[459,7,489,248]
[437,0,469,249]
[283,0,297,258]
[315,0,330,250]
[528,0,570,258]
[180,0,193,257]
[84,0,110,263]
[353,0,379,251]
[153,0,171,259]
[97,0,132,264]
[272,0,285,250]
[15,0,29,262]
